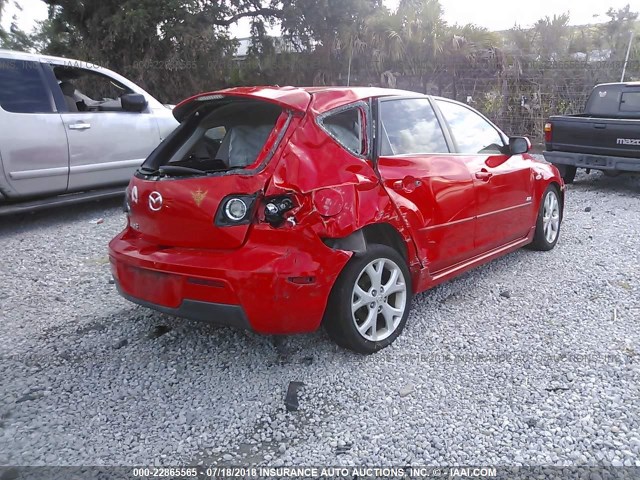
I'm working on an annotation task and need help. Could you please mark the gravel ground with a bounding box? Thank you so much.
[1,168,639,468]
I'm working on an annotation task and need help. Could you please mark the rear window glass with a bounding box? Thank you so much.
[0,60,53,113]
[620,92,640,112]
[586,86,622,115]
[161,101,282,173]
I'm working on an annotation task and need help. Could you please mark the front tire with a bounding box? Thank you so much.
[324,244,412,354]
[529,185,562,251]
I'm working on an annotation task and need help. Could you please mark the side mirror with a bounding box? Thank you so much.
[509,136,531,155]
[121,93,148,113]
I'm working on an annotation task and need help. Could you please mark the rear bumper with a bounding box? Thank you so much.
[544,151,640,172]
[115,283,251,329]
[108,227,352,334]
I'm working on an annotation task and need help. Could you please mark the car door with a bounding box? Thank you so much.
[44,62,162,191]
[434,99,534,253]
[0,58,69,197]
[375,97,477,274]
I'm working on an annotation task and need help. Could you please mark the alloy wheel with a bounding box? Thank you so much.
[542,190,560,244]
[351,258,407,342]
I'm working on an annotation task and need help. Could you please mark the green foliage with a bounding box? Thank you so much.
[2,0,639,139]
[0,0,38,51]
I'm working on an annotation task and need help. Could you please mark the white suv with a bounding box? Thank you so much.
[0,49,178,215]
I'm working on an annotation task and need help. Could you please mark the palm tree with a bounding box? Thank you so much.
[443,24,501,100]
[363,0,446,79]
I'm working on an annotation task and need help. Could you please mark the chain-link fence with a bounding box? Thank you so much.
[339,57,640,144]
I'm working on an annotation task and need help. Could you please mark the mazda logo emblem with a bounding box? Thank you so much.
[148,191,163,211]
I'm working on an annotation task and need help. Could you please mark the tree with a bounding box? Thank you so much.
[0,0,7,43]
[34,0,290,101]
[603,4,639,60]
[533,13,571,61]
[277,0,381,84]
[0,0,37,50]
[362,0,447,82]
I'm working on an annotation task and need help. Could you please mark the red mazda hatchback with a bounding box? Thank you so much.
[109,86,564,353]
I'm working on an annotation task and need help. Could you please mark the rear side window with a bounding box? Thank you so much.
[319,107,366,156]
[379,98,449,155]
[0,59,53,113]
[620,92,640,112]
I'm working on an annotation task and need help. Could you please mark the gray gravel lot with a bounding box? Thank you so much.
[1,169,639,468]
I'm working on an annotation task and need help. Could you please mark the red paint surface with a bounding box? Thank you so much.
[110,86,564,334]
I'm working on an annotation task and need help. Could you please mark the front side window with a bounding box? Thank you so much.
[0,59,53,113]
[49,64,134,113]
[436,100,504,154]
[379,98,449,155]
[319,107,366,156]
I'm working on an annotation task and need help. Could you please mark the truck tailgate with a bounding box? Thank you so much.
[547,116,640,159]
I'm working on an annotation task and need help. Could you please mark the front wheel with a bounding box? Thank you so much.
[529,185,562,251]
[324,244,412,354]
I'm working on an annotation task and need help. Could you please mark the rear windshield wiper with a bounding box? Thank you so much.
[159,165,208,176]
[137,165,208,177]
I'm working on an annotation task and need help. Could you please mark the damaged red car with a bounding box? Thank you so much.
[109,86,565,353]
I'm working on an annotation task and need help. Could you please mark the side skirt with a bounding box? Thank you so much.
[414,231,535,293]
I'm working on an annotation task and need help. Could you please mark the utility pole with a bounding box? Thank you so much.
[621,32,634,82]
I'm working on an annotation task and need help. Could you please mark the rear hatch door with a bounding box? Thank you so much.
[127,93,307,250]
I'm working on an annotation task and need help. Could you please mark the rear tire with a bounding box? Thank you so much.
[324,244,412,354]
[529,185,562,251]
[555,164,576,184]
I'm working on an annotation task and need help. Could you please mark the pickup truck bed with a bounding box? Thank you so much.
[543,82,640,182]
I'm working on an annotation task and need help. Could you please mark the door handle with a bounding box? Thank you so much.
[475,170,493,181]
[393,177,422,192]
[68,122,91,130]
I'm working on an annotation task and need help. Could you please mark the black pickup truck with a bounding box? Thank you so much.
[544,81,640,183]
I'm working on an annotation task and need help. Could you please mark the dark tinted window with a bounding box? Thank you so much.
[379,98,448,155]
[586,85,622,115]
[320,108,365,155]
[620,91,640,112]
[0,59,53,113]
[436,100,504,154]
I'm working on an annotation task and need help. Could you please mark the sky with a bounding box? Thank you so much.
[1,0,638,37]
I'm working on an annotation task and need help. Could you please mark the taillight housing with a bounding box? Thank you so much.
[544,122,552,143]
[215,194,258,226]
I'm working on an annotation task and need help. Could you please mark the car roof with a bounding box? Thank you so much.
[594,81,640,88]
[173,85,426,121]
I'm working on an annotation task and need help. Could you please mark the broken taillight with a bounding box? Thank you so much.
[264,195,295,227]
